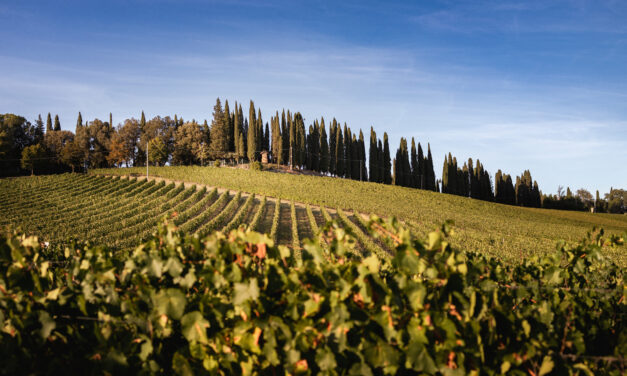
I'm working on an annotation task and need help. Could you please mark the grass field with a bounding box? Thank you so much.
[92,166,627,265]
[1,167,625,265]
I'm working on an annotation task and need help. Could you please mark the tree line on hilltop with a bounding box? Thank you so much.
[1,99,624,213]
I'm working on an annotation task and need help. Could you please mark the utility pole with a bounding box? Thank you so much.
[146,140,149,179]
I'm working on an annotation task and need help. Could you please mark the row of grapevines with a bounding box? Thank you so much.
[104,184,192,245]
[92,182,177,238]
[336,208,388,259]
[198,191,242,236]
[1,175,104,221]
[0,173,95,210]
[247,196,266,232]
[223,193,255,233]
[48,178,150,227]
[48,179,157,241]
[291,201,301,256]
[35,177,140,229]
[0,174,83,206]
[62,181,171,241]
[179,190,228,233]
[306,203,320,235]
[270,198,281,244]
[3,176,120,234]
[173,187,214,226]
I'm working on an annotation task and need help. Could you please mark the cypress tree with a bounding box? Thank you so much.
[447,153,456,194]
[294,113,305,168]
[461,163,469,197]
[392,159,397,185]
[417,143,424,188]
[310,121,320,171]
[306,125,314,170]
[281,110,289,165]
[393,145,401,186]
[54,115,61,131]
[494,170,503,203]
[515,176,523,206]
[377,139,383,183]
[383,133,391,184]
[233,104,241,157]
[271,113,281,164]
[399,138,411,187]
[329,119,337,175]
[140,111,146,131]
[239,104,246,156]
[410,138,418,188]
[468,158,476,198]
[369,127,378,183]
[228,101,236,152]
[506,175,515,205]
[442,155,449,193]
[319,118,329,174]
[426,144,436,191]
[343,124,351,179]
[533,181,541,208]
[222,100,232,153]
[247,101,257,162]
[109,113,113,129]
[46,113,53,133]
[351,133,359,180]
[289,112,296,169]
[477,164,485,199]
[264,122,270,152]
[243,118,248,153]
[358,130,367,181]
[257,109,264,155]
[335,125,344,177]
[481,163,493,201]
[76,112,83,133]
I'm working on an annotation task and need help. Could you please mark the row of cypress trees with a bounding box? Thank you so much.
[185,98,545,202]
[11,97,595,211]
[441,155,493,201]
[389,137,437,191]
[209,98,441,190]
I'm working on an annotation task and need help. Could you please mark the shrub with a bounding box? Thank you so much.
[250,161,262,171]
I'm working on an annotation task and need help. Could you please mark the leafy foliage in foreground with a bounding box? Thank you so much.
[0,218,625,375]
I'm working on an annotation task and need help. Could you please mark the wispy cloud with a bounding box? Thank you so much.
[411,1,627,34]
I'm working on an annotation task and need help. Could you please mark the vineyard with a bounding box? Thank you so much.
[0,173,626,374]
[92,166,627,266]
[0,174,390,258]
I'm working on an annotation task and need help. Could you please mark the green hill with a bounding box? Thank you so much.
[90,166,625,264]
[1,167,625,266]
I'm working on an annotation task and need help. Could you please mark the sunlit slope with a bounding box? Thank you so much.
[0,174,387,258]
[93,166,627,264]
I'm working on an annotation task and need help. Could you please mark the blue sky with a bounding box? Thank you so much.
[1,0,626,194]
